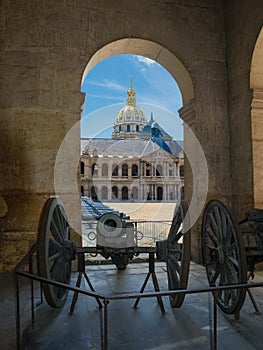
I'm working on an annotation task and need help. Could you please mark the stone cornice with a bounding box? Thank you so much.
[178,99,196,127]
[251,88,263,110]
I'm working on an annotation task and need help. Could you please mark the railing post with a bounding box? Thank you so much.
[213,296,217,350]
[103,298,109,350]
[29,256,35,328]
[13,273,21,350]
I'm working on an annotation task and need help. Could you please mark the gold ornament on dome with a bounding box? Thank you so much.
[126,75,136,105]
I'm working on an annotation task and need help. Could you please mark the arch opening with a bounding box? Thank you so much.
[82,38,194,105]
[250,27,263,208]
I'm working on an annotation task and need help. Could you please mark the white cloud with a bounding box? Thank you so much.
[88,79,126,92]
[131,55,156,69]
[87,93,125,101]
[137,56,156,67]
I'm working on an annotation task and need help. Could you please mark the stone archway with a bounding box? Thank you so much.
[82,38,194,105]
[81,38,202,259]
[157,186,163,201]
[1,1,262,273]
[250,27,263,208]
[82,38,195,203]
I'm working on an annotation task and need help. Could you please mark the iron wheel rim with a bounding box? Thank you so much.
[167,201,191,308]
[38,198,73,308]
[202,200,247,314]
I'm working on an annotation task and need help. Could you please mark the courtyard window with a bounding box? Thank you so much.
[80,161,85,176]
[102,163,108,177]
[112,186,118,200]
[156,165,162,176]
[132,164,138,177]
[112,165,118,177]
[180,165,184,178]
[92,163,98,177]
[101,186,108,200]
[122,163,128,177]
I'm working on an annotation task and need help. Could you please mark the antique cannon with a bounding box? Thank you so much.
[37,197,262,315]
[81,197,136,270]
[239,208,263,276]
[202,200,263,315]
[37,197,190,309]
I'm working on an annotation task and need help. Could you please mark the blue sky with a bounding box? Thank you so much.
[81,54,184,140]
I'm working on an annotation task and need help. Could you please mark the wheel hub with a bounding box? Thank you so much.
[62,240,76,262]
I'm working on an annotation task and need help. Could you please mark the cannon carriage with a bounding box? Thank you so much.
[37,196,263,315]
[82,197,138,270]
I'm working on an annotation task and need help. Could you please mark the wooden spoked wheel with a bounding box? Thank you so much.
[167,201,191,308]
[202,200,247,314]
[38,198,76,308]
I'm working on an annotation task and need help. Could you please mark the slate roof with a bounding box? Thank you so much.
[81,138,183,158]
[140,116,173,140]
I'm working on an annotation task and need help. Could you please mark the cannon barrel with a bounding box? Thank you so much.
[96,212,124,238]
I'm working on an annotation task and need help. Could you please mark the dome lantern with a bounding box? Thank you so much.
[126,76,136,105]
[112,77,147,139]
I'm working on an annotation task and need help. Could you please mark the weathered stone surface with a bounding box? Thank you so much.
[0,0,262,269]
[0,232,36,272]
[224,0,263,219]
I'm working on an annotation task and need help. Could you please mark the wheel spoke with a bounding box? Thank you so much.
[58,207,69,240]
[165,201,190,308]
[202,200,246,314]
[168,218,182,245]
[227,241,237,254]
[174,230,183,243]
[37,198,73,308]
[49,237,62,250]
[211,263,224,285]
[53,207,65,239]
[51,217,64,243]
[50,257,63,280]
[221,209,227,241]
[225,220,233,248]
[223,289,232,307]
[167,259,180,289]
[169,255,181,275]
[228,256,240,271]
[214,207,223,241]
[59,208,66,236]
[48,251,63,261]
[207,226,219,246]
[206,244,217,250]
[208,212,219,237]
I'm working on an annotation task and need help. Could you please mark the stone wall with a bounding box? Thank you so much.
[0,0,262,270]
[224,0,263,218]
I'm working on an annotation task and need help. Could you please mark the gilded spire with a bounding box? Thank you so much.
[126,75,136,105]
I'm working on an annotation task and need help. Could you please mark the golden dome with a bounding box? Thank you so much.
[115,104,147,125]
[112,77,147,138]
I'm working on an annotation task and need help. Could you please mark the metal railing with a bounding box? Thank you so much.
[81,219,172,247]
[14,244,263,350]
[132,220,172,242]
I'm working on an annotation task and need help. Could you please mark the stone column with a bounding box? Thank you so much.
[179,96,232,263]
[251,88,263,208]
[128,164,132,178]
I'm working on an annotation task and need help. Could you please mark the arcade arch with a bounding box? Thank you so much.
[82,38,194,105]
[81,38,200,257]
[250,27,263,208]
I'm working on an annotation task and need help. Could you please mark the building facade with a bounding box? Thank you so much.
[80,81,184,201]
